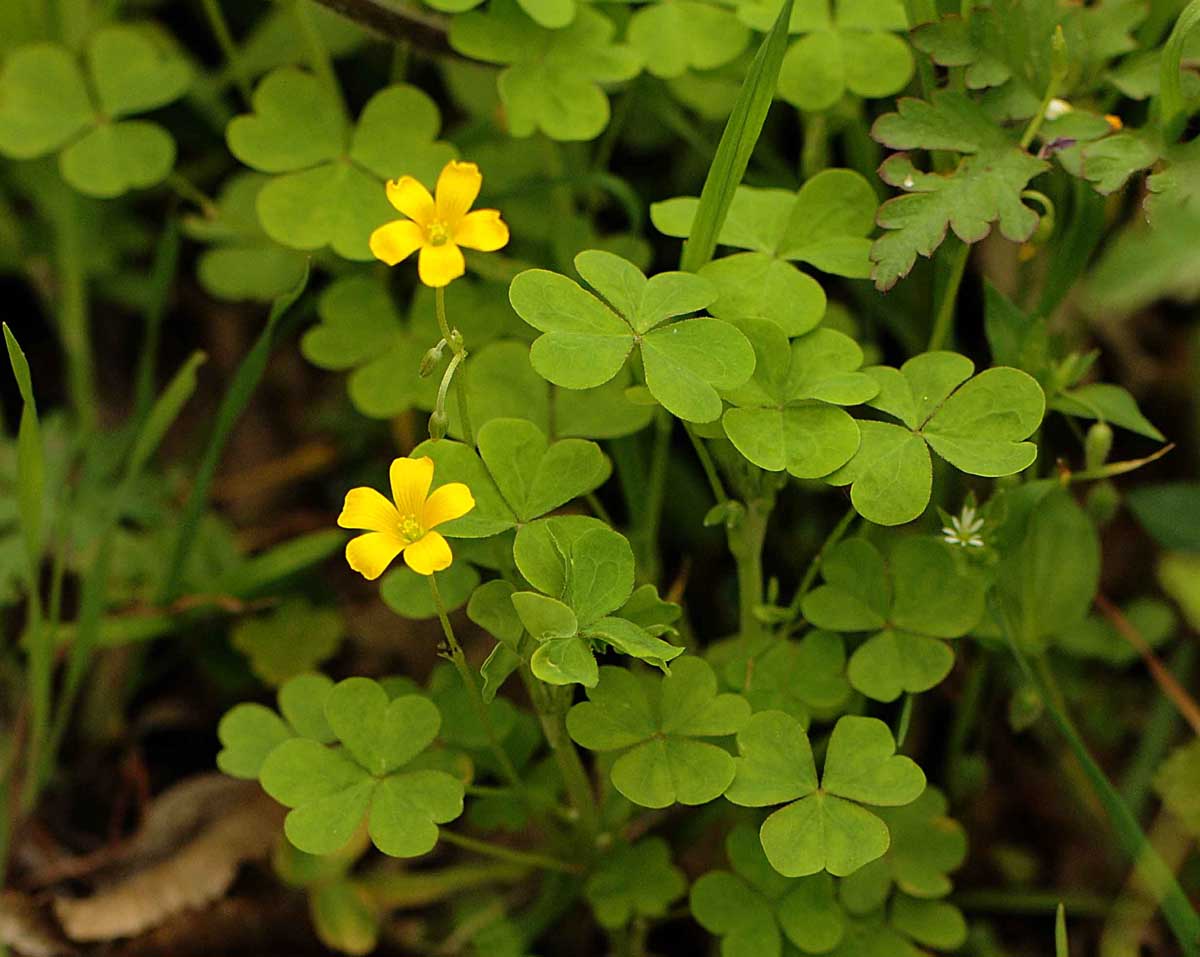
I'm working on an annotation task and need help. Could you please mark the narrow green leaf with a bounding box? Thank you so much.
[1055,903,1068,957]
[160,264,310,602]
[679,0,794,273]
[3,323,43,566]
[127,351,207,477]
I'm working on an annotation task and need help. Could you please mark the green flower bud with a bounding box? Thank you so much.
[1085,421,1114,471]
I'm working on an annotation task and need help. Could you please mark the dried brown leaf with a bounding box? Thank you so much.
[0,891,74,957]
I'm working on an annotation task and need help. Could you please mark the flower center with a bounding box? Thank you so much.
[398,514,424,543]
[427,221,451,247]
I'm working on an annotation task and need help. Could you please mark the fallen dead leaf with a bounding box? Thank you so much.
[0,891,74,957]
[52,778,283,942]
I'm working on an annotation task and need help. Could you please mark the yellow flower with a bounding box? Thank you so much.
[337,456,475,579]
[369,160,509,288]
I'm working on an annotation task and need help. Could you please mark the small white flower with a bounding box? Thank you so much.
[942,504,986,548]
[902,174,915,189]
[1044,98,1072,121]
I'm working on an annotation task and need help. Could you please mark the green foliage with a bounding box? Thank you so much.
[231,598,344,685]
[802,537,985,701]
[567,657,750,807]
[227,69,455,259]
[728,712,926,877]
[1155,739,1200,837]
[585,838,687,928]
[826,353,1045,524]
[0,25,191,196]
[510,250,756,422]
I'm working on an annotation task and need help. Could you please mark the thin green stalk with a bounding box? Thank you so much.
[996,598,1200,956]
[293,0,347,122]
[357,861,528,909]
[928,240,969,351]
[787,505,855,619]
[200,0,251,104]
[438,830,580,874]
[801,112,829,182]
[1121,643,1196,818]
[166,173,218,217]
[158,271,308,604]
[902,0,939,98]
[585,492,613,526]
[134,218,181,422]
[429,574,523,791]
[635,411,672,578]
[54,190,96,434]
[728,495,773,646]
[684,423,728,505]
[1020,26,1068,150]
[435,286,474,447]
[522,669,600,839]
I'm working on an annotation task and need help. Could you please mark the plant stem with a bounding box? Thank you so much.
[801,111,828,182]
[199,0,251,104]
[435,286,474,447]
[357,861,528,909]
[54,191,95,434]
[953,889,1111,917]
[728,494,773,646]
[429,574,522,791]
[787,505,855,619]
[684,423,728,505]
[522,668,600,839]
[635,411,672,579]
[928,239,969,351]
[438,830,580,874]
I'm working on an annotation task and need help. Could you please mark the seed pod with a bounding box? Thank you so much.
[1085,421,1114,471]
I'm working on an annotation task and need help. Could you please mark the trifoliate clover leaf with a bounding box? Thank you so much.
[301,275,512,419]
[231,597,344,686]
[425,0,576,29]
[629,0,751,79]
[727,712,926,877]
[0,27,191,197]
[837,788,967,907]
[714,630,851,726]
[869,92,1049,291]
[1154,739,1200,837]
[586,838,687,929]
[722,320,878,478]
[510,250,754,423]
[512,516,684,685]
[567,657,751,807]
[825,353,1045,525]
[739,0,913,111]
[217,672,336,778]
[651,171,878,332]
[888,896,968,952]
[227,70,455,259]
[260,677,464,857]
[183,172,309,302]
[801,537,986,701]
[450,0,642,141]
[690,824,844,957]
[469,579,530,700]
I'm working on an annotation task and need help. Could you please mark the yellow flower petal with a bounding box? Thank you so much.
[454,209,509,252]
[338,486,399,532]
[369,219,425,266]
[402,530,453,575]
[423,482,475,530]
[346,531,405,580]
[418,242,466,288]
[390,456,434,519]
[435,160,482,226]
[385,176,436,226]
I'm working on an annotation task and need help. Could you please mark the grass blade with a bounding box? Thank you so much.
[158,265,310,604]
[1055,903,1068,957]
[678,0,793,273]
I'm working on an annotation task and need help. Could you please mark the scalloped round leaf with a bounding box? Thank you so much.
[0,44,93,158]
[701,253,827,336]
[724,404,861,477]
[843,30,914,99]
[348,83,456,182]
[760,792,891,878]
[824,421,932,526]
[216,703,292,779]
[629,0,750,79]
[380,561,480,620]
[226,67,345,173]
[255,162,393,260]
[367,769,465,857]
[922,367,1044,476]
[325,678,442,776]
[87,25,191,119]
[641,318,756,423]
[848,629,954,702]
[59,121,175,198]
[261,739,375,855]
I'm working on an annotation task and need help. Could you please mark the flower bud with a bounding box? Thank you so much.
[1085,421,1114,471]
[428,409,449,440]
[448,329,465,353]
[1086,480,1120,526]
[419,343,445,377]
